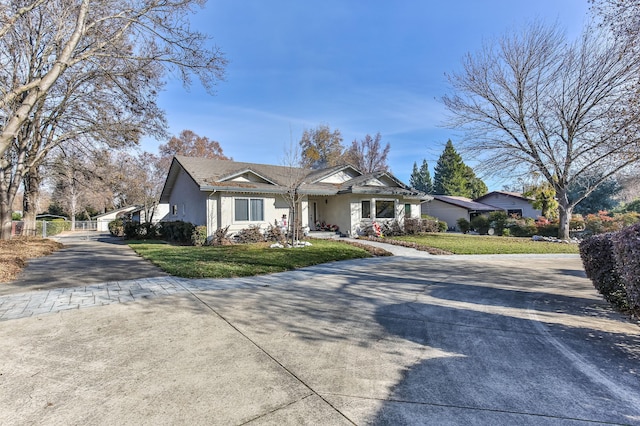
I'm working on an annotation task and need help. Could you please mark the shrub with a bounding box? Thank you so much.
[211,226,233,246]
[191,226,208,246]
[404,218,421,234]
[11,212,22,220]
[457,218,470,234]
[235,225,264,243]
[160,221,195,244]
[505,217,537,237]
[404,218,445,234]
[123,221,140,239]
[381,220,403,237]
[108,219,124,237]
[470,215,491,235]
[488,211,508,235]
[579,233,628,311]
[265,221,286,243]
[583,211,640,235]
[612,223,640,313]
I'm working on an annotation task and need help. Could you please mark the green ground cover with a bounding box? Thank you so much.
[393,233,579,255]
[128,239,373,278]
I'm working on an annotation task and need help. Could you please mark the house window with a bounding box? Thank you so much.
[172,204,178,215]
[235,198,264,221]
[404,203,412,218]
[507,209,522,218]
[376,200,395,219]
[361,201,371,219]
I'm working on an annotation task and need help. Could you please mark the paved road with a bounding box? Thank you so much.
[0,235,639,424]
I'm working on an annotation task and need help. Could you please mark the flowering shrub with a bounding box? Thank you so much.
[583,211,640,235]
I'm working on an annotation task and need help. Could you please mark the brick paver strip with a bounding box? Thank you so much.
[0,267,328,321]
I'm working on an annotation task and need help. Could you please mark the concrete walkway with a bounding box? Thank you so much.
[1,233,639,424]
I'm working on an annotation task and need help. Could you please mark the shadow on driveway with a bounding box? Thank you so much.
[0,231,166,296]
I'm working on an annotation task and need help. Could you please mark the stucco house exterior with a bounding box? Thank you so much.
[158,156,431,237]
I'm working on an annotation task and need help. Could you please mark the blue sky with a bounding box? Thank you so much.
[146,0,591,189]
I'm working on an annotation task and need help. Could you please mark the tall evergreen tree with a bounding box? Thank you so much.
[409,160,433,194]
[433,140,469,196]
[433,140,486,197]
[464,165,488,199]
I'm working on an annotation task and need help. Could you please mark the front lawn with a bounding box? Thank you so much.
[392,233,580,255]
[128,239,376,278]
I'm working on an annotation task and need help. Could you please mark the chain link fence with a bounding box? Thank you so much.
[11,220,97,238]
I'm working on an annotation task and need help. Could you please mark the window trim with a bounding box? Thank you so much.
[234,197,265,222]
[361,200,371,219]
[375,199,396,219]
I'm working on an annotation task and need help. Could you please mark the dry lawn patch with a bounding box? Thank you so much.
[0,238,63,283]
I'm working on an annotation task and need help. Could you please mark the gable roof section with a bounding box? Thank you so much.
[433,195,501,212]
[475,191,534,203]
[160,156,431,201]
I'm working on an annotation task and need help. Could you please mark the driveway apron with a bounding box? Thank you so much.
[0,236,639,425]
[0,231,166,296]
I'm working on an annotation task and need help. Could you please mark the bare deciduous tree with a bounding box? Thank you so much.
[0,0,226,159]
[443,22,640,239]
[343,132,390,173]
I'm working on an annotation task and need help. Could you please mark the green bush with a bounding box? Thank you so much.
[580,233,628,311]
[437,220,448,232]
[11,212,22,220]
[488,211,508,235]
[160,221,195,244]
[457,218,470,234]
[505,217,537,237]
[108,219,124,237]
[470,215,491,235]
[612,223,640,313]
[191,225,208,246]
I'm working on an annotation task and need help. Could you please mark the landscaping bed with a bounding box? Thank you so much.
[0,238,63,282]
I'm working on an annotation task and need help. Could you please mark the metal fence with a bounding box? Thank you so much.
[11,220,98,238]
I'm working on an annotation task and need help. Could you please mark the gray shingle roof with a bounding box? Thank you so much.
[433,195,501,211]
[160,156,431,201]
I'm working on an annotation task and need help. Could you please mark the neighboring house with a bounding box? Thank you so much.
[422,191,543,231]
[95,206,139,232]
[158,156,431,237]
[475,191,542,219]
[422,195,502,231]
[129,204,170,224]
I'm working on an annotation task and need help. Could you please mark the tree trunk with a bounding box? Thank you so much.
[556,187,572,240]
[22,168,41,237]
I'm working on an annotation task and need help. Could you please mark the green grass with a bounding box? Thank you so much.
[392,233,580,255]
[128,239,372,278]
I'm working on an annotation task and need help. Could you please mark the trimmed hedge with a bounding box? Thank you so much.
[579,233,628,311]
[160,221,195,244]
[612,223,640,313]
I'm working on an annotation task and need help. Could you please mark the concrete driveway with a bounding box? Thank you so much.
[0,253,639,425]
